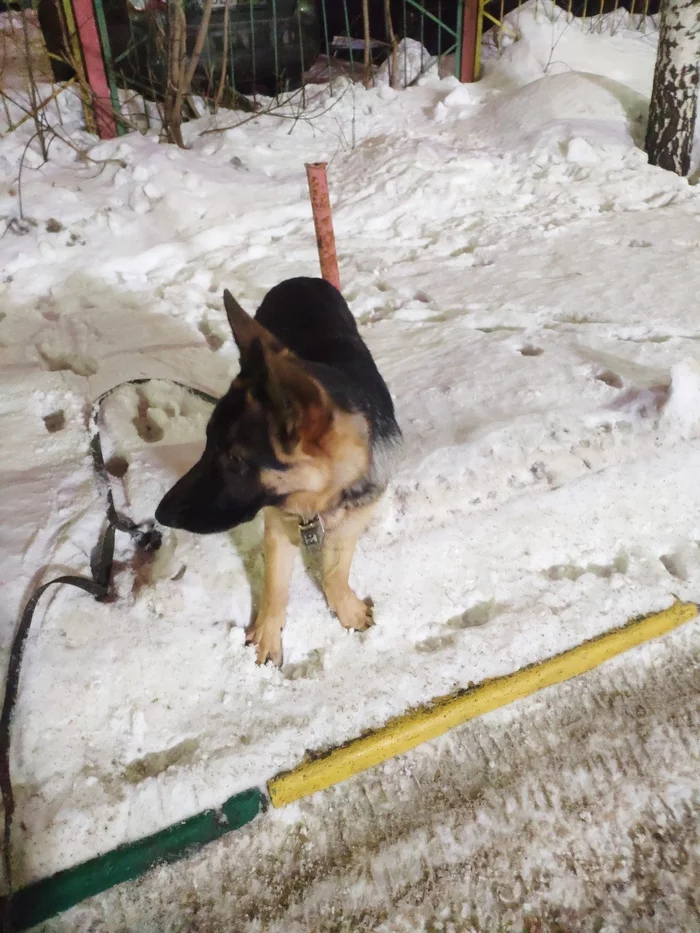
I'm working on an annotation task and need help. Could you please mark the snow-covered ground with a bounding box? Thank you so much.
[1,1,699,887]
[44,620,700,933]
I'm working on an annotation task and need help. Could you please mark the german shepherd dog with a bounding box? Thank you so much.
[155,277,402,666]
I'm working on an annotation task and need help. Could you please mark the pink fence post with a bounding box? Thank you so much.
[71,0,117,139]
[305,162,341,291]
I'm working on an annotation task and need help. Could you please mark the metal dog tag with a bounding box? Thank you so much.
[299,515,324,552]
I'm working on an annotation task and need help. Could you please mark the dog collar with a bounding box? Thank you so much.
[296,478,385,553]
[298,514,324,552]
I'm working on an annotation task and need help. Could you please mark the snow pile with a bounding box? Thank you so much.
[466,70,648,154]
[1,0,699,885]
[376,38,435,88]
[660,360,700,439]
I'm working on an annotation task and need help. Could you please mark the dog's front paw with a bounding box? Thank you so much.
[245,617,283,667]
[335,593,374,632]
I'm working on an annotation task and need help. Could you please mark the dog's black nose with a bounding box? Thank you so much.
[155,495,180,529]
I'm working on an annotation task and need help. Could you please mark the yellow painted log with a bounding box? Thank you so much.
[269,601,697,807]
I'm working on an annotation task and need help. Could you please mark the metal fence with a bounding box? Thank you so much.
[480,0,660,69]
[32,0,464,101]
[1,0,662,142]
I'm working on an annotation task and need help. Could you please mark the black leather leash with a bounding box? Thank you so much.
[0,378,218,932]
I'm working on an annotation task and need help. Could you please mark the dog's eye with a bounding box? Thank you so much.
[226,452,248,474]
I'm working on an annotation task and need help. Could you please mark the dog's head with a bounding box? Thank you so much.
[155,290,369,534]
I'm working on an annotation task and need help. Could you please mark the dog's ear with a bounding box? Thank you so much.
[246,339,294,430]
[223,289,278,358]
[247,340,332,452]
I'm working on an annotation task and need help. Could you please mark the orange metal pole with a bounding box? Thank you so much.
[305,162,341,291]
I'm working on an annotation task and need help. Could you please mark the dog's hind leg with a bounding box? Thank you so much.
[246,507,298,666]
[321,503,377,633]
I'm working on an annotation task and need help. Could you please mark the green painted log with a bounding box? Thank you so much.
[2,787,264,931]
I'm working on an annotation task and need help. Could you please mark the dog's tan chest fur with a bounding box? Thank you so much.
[261,410,370,521]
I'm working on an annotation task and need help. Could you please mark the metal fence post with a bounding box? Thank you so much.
[70,0,117,138]
[92,0,126,135]
[458,0,481,82]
